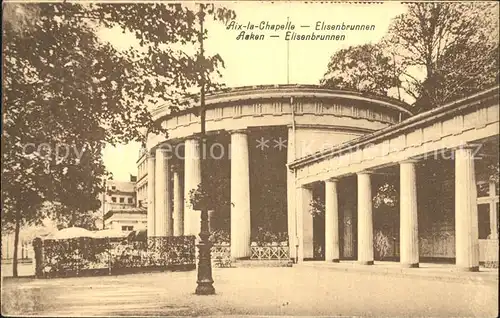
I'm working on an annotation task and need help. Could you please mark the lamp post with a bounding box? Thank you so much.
[102,173,113,230]
[195,3,215,295]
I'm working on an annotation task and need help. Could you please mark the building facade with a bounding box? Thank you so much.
[103,208,147,232]
[102,177,146,232]
[136,146,149,209]
[103,178,137,215]
[141,84,499,269]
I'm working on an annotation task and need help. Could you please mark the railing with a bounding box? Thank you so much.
[250,243,289,260]
[33,236,196,278]
[211,244,231,268]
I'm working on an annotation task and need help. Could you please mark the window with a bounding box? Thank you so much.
[119,197,124,203]
[111,197,117,203]
[112,186,116,190]
[128,198,133,204]
[121,226,133,231]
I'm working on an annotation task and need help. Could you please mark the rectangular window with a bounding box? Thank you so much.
[111,197,116,203]
[128,198,133,204]
[121,226,134,231]
[119,197,124,203]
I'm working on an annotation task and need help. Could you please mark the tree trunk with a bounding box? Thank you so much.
[12,213,21,277]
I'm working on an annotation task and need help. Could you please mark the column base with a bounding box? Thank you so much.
[456,266,480,272]
[401,263,419,268]
[358,260,374,265]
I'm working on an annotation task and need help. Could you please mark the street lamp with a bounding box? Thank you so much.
[102,172,113,230]
[195,3,215,295]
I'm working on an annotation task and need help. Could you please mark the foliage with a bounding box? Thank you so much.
[321,43,401,96]
[186,138,232,232]
[383,2,499,110]
[373,230,392,260]
[202,147,232,230]
[40,202,100,231]
[309,198,325,218]
[34,236,196,277]
[2,2,234,275]
[321,2,498,110]
[188,178,232,215]
[209,229,230,244]
[251,227,288,245]
[373,183,398,209]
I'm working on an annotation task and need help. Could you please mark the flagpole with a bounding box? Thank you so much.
[286,16,290,85]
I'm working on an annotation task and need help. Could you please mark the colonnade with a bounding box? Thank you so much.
[146,130,252,259]
[296,146,480,271]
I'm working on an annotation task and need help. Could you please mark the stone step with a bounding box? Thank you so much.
[232,259,293,268]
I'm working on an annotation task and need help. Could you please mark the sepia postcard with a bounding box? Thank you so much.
[1,0,499,317]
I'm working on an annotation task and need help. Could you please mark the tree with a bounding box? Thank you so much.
[2,2,234,276]
[39,202,100,230]
[383,2,498,111]
[320,43,401,96]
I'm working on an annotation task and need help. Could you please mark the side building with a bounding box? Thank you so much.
[103,177,147,233]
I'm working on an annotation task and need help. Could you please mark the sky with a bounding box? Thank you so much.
[99,1,408,181]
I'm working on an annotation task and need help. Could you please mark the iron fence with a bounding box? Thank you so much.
[33,236,196,278]
[250,244,289,260]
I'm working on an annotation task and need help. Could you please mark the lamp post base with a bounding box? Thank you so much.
[195,282,215,295]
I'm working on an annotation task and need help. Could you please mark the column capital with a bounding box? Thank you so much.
[324,177,339,183]
[454,143,480,151]
[228,129,248,135]
[155,143,172,153]
[356,170,374,176]
[399,158,419,164]
[185,134,202,141]
[298,184,313,190]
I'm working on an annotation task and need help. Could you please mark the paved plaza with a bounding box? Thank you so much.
[2,266,498,317]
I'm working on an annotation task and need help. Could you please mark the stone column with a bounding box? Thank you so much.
[400,160,419,268]
[230,130,251,259]
[297,185,314,262]
[325,178,340,262]
[287,127,297,259]
[155,147,172,237]
[357,172,374,265]
[172,167,184,236]
[184,138,202,236]
[147,153,156,238]
[455,146,480,271]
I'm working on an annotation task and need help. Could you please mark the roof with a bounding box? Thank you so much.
[151,84,413,120]
[104,207,147,221]
[107,180,135,193]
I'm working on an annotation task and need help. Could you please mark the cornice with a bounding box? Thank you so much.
[151,85,413,121]
[288,85,499,170]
